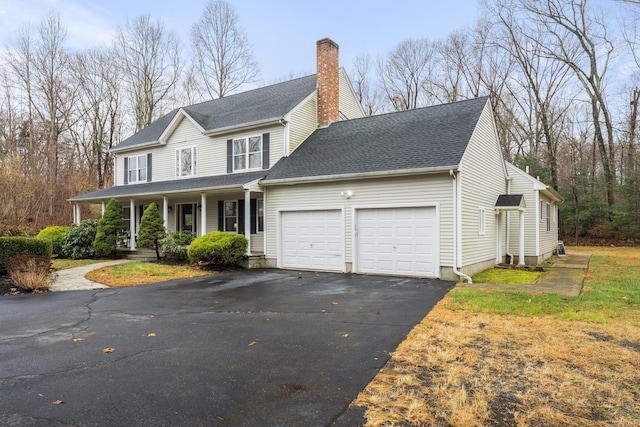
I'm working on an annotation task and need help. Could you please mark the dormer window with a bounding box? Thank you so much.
[176,146,197,177]
[233,135,262,171]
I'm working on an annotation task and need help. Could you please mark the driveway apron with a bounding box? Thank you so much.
[0,269,453,426]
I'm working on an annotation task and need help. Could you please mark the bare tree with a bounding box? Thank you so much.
[6,12,76,223]
[377,38,437,111]
[351,54,379,116]
[114,15,181,131]
[515,0,617,206]
[191,0,259,99]
[484,0,575,190]
[69,48,122,189]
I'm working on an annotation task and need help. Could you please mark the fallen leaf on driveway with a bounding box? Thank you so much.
[52,400,64,405]
[342,333,349,337]
[103,348,115,353]
[248,341,257,347]
[147,333,156,337]
[331,301,339,305]
[72,338,85,342]
[376,311,382,315]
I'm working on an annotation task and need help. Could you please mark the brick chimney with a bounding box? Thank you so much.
[316,38,339,126]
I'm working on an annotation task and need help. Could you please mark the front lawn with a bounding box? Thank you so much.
[85,261,211,288]
[354,246,640,426]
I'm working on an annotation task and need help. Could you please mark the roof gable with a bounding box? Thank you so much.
[112,75,317,152]
[263,97,489,182]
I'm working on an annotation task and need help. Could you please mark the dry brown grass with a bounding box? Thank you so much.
[354,247,640,426]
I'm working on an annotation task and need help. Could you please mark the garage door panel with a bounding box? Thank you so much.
[281,210,343,272]
[357,207,438,278]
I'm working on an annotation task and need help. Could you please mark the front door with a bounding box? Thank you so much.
[178,204,197,234]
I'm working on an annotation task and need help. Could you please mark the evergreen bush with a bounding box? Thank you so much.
[137,203,167,259]
[61,219,98,259]
[0,237,52,274]
[161,231,196,260]
[187,232,247,268]
[36,226,72,256]
[93,199,127,258]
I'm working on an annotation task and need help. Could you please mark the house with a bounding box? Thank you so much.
[70,38,562,281]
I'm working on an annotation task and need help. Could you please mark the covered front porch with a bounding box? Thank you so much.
[68,172,267,257]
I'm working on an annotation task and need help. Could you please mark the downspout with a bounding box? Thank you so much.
[450,169,472,283]
[505,176,513,264]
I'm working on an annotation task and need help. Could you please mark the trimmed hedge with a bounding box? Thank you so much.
[36,226,72,255]
[0,237,53,274]
[187,232,247,268]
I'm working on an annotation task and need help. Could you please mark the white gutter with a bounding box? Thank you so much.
[110,140,163,154]
[202,117,283,137]
[262,166,457,186]
[450,169,472,283]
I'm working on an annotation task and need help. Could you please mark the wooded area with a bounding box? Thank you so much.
[1,0,639,244]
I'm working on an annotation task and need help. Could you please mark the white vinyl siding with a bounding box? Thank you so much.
[459,101,507,267]
[115,118,286,185]
[288,96,317,153]
[338,69,365,120]
[264,174,453,272]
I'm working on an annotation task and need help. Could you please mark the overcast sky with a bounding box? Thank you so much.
[0,0,480,83]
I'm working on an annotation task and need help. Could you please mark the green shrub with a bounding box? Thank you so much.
[61,219,98,260]
[36,226,72,255]
[5,254,53,291]
[161,231,196,260]
[137,203,166,259]
[93,199,127,258]
[187,232,247,268]
[0,237,53,274]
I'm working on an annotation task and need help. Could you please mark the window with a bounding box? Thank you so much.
[546,202,551,232]
[257,199,264,232]
[127,155,147,183]
[479,207,486,235]
[540,200,544,222]
[233,135,262,171]
[224,201,237,232]
[176,147,197,177]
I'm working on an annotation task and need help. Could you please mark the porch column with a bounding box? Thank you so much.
[244,189,251,256]
[101,201,105,216]
[130,199,136,250]
[200,193,207,237]
[74,203,81,225]
[163,196,169,230]
[518,210,525,265]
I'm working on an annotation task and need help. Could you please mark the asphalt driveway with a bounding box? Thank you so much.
[0,269,454,426]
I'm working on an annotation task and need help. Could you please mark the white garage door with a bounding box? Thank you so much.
[281,210,343,272]
[357,207,438,277]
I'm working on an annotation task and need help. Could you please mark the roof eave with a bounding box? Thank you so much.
[261,165,458,186]
[110,140,164,154]
[203,117,285,137]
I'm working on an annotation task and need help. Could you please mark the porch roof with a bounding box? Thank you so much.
[69,171,266,203]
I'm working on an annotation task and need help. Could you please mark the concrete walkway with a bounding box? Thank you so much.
[456,252,591,296]
[49,259,132,292]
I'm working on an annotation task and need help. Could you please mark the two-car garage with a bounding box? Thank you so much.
[279,206,439,278]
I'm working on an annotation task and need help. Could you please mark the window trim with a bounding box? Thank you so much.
[126,154,148,184]
[546,202,551,233]
[478,207,486,235]
[257,199,264,233]
[175,146,197,178]
[223,200,238,232]
[232,134,263,172]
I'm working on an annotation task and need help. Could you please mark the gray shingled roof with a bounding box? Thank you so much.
[69,171,266,202]
[112,75,317,151]
[263,96,489,182]
[495,194,525,208]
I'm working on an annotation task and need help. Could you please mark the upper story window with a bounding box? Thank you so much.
[233,135,262,171]
[124,153,151,184]
[176,146,197,177]
[226,133,270,174]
